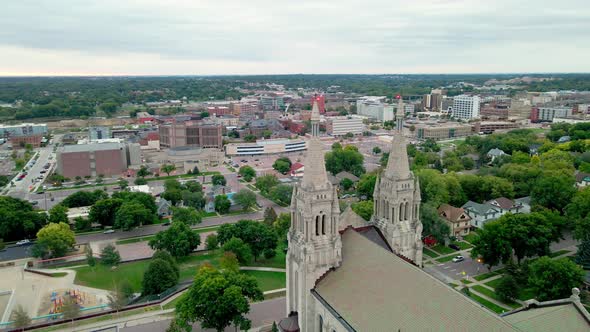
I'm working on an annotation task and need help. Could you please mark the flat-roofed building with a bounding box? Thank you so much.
[326,116,364,136]
[452,95,481,120]
[0,123,48,148]
[531,106,573,122]
[159,121,222,149]
[413,122,473,141]
[225,138,307,156]
[356,96,395,122]
[57,142,141,178]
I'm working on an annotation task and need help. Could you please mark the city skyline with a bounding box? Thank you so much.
[2,0,590,76]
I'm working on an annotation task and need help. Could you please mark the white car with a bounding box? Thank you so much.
[16,239,31,246]
[452,255,465,263]
[103,229,115,234]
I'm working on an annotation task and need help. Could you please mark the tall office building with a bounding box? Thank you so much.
[452,95,481,120]
[89,126,111,140]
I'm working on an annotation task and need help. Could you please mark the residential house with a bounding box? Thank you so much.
[576,172,590,188]
[204,192,216,213]
[438,204,471,237]
[335,171,360,183]
[487,148,508,161]
[462,196,531,228]
[157,198,172,218]
[290,162,304,177]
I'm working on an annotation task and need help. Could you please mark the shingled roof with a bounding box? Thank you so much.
[314,229,517,331]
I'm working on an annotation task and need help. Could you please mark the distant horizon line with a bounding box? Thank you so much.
[1,72,590,78]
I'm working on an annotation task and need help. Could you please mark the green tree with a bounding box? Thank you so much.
[142,259,179,295]
[269,184,292,206]
[107,283,129,314]
[528,256,585,301]
[244,134,256,142]
[85,245,96,267]
[233,189,257,211]
[89,198,123,227]
[48,204,69,224]
[495,275,519,302]
[212,174,227,186]
[152,250,180,279]
[206,234,219,250]
[238,166,256,182]
[114,202,154,230]
[263,207,278,226]
[325,145,365,177]
[171,207,202,225]
[0,239,4,251]
[372,146,382,154]
[273,213,291,245]
[217,220,277,261]
[222,237,253,264]
[575,237,590,269]
[118,178,129,190]
[340,178,354,191]
[470,220,512,271]
[149,221,201,258]
[531,173,576,211]
[215,195,231,214]
[351,201,373,221]
[161,164,177,176]
[61,297,81,320]
[174,265,263,332]
[137,165,151,178]
[134,177,148,185]
[62,190,108,208]
[12,305,31,329]
[74,216,91,231]
[162,189,183,206]
[33,222,76,258]
[111,191,158,214]
[420,203,451,243]
[255,174,279,194]
[181,190,206,210]
[356,173,377,199]
[100,244,121,266]
[272,157,292,174]
[219,251,240,273]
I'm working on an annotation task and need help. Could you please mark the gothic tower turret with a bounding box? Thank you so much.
[371,95,423,266]
[286,101,342,331]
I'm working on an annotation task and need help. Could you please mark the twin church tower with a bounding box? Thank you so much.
[286,97,423,331]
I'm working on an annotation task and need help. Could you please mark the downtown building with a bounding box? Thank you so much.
[159,121,223,149]
[57,142,141,178]
[356,96,395,122]
[452,95,481,120]
[0,123,48,148]
[530,106,573,122]
[325,116,364,136]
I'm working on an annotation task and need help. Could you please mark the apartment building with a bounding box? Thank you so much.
[452,95,481,120]
[326,116,364,136]
[356,96,394,122]
[530,106,573,122]
[0,123,48,148]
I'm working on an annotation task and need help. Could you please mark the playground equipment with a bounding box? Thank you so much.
[48,289,87,318]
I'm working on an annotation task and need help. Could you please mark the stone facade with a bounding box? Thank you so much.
[371,132,423,266]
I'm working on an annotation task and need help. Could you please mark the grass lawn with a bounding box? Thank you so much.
[246,184,257,191]
[431,244,456,255]
[423,248,439,258]
[466,292,508,314]
[452,241,473,250]
[436,255,458,263]
[461,279,472,284]
[200,211,218,218]
[51,272,68,278]
[549,249,571,258]
[74,251,223,292]
[485,278,503,289]
[474,271,499,281]
[471,285,520,309]
[243,243,287,269]
[516,287,536,301]
[194,225,220,234]
[163,293,186,310]
[242,270,286,292]
[448,282,459,288]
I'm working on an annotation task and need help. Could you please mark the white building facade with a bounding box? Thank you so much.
[326,116,364,136]
[452,95,481,120]
[356,96,394,122]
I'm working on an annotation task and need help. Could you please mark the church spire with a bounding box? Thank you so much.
[301,138,330,191]
[396,94,404,132]
[385,131,411,180]
[311,99,320,137]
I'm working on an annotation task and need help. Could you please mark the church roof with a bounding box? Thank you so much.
[384,133,412,180]
[338,206,368,231]
[301,138,330,191]
[314,229,517,331]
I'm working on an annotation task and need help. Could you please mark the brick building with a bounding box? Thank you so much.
[159,121,222,149]
[57,142,141,178]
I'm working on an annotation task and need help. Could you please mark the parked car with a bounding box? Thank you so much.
[452,255,465,263]
[449,244,461,251]
[103,229,115,234]
[16,239,31,246]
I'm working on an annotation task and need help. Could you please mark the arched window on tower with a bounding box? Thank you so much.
[399,203,403,221]
[405,202,410,220]
[322,215,326,235]
[315,216,319,236]
[318,315,324,332]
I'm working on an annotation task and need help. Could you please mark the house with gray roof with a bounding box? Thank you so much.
[487,147,508,161]
[463,196,531,229]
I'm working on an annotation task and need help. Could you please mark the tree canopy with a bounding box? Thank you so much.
[149,221,201,258]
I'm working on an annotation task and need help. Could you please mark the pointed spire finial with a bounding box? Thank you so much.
[301,138,330,191]
[385,134,411,180]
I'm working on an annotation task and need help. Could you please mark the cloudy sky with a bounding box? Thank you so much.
[1,0,589,75]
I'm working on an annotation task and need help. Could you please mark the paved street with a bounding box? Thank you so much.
[424,232,578,283]
[5,144,55,201]
[120,297,286,332]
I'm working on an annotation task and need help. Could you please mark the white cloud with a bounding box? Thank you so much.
[1,0,589,75]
